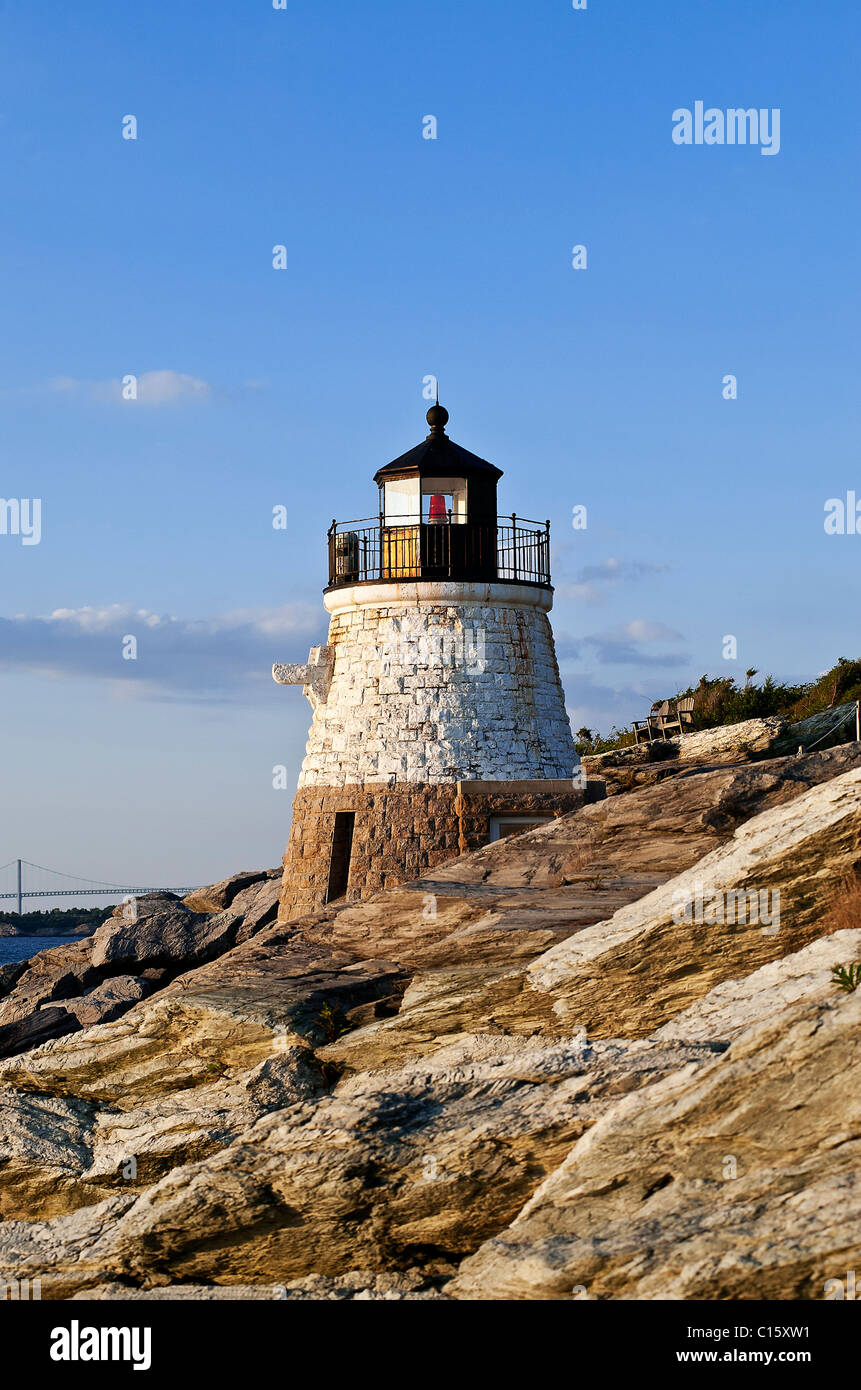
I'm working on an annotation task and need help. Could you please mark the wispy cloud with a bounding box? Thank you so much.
[47,369,212,406]
[557,618,689,668]
[556,557,669,604]
[576,558,668,584]
[0,602,324,702]
[565,672,663,738]
[585,618,688,667]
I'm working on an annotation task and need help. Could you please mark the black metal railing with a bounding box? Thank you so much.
[326,515,551,588]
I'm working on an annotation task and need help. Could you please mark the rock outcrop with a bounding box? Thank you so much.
[583,701,859,796]
[450,988,861,1301]
[0,870,281,1061]
[61,976,152,1028]
[1,744,859,1299]
[0,940,96,1029]
[182,868,281,919]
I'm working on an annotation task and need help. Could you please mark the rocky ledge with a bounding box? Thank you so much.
[0,870,282,1061]
[583,701,859,796]
[0,744,860,1298]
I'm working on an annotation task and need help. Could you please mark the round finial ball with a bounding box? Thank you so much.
[426,403,449,434]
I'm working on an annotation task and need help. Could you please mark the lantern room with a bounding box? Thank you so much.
[375,402,500,529]
[327,403,551,589]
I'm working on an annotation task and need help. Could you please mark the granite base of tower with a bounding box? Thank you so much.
[278,778,584,923]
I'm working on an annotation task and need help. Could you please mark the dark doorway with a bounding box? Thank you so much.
[326,812,355,903]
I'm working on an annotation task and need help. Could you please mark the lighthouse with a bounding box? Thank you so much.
[274,402,581,921]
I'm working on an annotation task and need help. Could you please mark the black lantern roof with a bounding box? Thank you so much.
[327,401,551,589]
[373,404,503,484]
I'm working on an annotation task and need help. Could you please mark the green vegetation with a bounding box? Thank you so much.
[312,1001,353,1043]
[574,657,861,757]
[575,725,636,755]
[831,963,861,994]
[0,905,114,934]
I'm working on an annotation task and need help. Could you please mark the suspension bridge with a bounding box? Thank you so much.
[0,859,201,914]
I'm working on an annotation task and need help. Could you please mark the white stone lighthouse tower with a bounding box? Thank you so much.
[274,402,580,920]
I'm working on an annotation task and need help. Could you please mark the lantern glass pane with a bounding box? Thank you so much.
[420,476,467,521]
[382,477,420,525]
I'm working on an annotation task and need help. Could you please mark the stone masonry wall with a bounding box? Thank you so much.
[296,587,576,787]
[279,780,584,921]
[280,784,460,920]
[455,780,584,853]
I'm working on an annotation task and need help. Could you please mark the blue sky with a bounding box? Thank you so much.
[1,0,860,897]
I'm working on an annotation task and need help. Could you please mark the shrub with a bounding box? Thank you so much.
[312,1001,353,1043]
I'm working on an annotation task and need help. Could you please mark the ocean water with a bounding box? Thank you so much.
[0,935,77,967]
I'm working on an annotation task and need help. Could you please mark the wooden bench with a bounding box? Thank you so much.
[631,696,696,744]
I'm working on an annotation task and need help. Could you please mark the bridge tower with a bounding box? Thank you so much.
[273,402,580,921]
